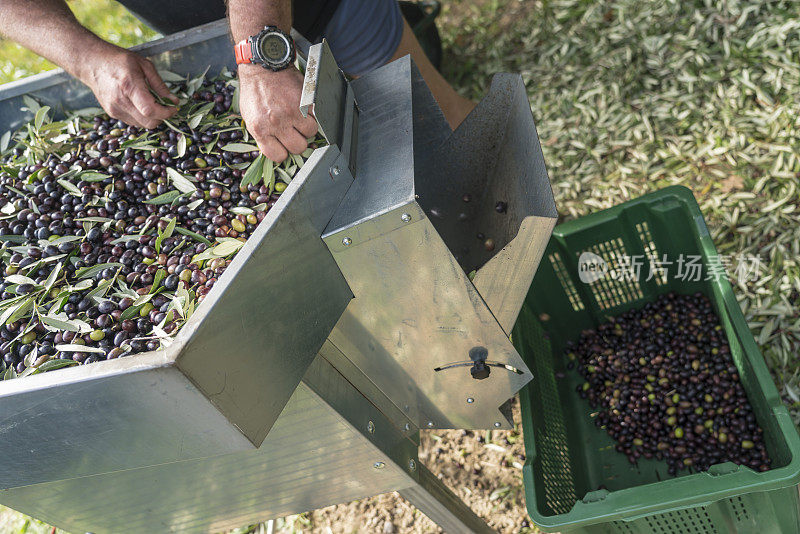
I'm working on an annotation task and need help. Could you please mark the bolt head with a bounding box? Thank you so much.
[426,421,435,428]
[466,397,474,404]
[367,421,375,434]
[373,461,386,469]
[331,165,340,176]
[401,213,411,222]
[342,237,352,246]
[494,422,502,428]
[408,459,416,471]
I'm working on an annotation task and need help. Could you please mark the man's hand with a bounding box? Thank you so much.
[238,66,318,162]
[81,46,179,129]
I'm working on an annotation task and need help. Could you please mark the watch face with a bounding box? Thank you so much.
[258,33,290,64]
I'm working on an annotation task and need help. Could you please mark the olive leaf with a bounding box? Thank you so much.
[40,314,90,333]
[4,274,37,286]
[1,297,34,325]
[57,178,81,196]
[75,262,122,279]
[77,171,110,182]
[156,69,185,83]
[55,344,107,354]
[275,166,292,184]
[166,168,197,194]
[34,359,79,372]
[212,239,244,257]
[155,217,177,253]
[240,154,265,189]
[0,131,11,153]
[174,226,212,246]
[22,95,40,114]
[264,158,275,192]
[177,134,187,158]
[144,190,183,205]
[34,106,51,130]
[221,143,259,153]
[150,269,166,293]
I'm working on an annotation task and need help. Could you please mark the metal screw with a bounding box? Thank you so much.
[494,422,502,428]
[401,213,412,222]
[466,397,474,404]
[403,423,411,432]
[342,237,352,246]
[331,165,340,176]
[408,459,416,471]
[427,421,435,428]
[367,421,375,434]
[373,461,385,469]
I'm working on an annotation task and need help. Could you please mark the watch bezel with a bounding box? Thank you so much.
[250,26,295,71]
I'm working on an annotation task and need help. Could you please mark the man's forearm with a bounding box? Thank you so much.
[0,0,115,82]
[227,0,291,42]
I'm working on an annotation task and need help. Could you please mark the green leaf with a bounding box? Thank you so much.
[157,69,185,83]
[120,303,145,320]
[276,166,292,183]
[55,343,106,354]
[77,171,110,182]
[174,226,213,246]
[188,102,214,130]
[3,365,16,380]
[57,178,81,196]
[0,131,11,153]
[144,190,183,205]
[75,262,122,279]
[35,359,79,372]
[155,217,177,253]
[264,158,275,192]
[40,314,89,333]
[43,262,62,292]
[166,168,197,194]
[221,143,259,153]
[22,95,40,114]
[150,269,166,293]
[177,134,187,158]
[230,207,253,215]
[4,274,37,286]
[240,154,265,189]
[212,239,244,257]
[75,217,114,224]
[0,235,26,244]
[34,106,51,130]
[1,296,34,325]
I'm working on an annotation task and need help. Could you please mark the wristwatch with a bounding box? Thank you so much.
[234,26,296,71]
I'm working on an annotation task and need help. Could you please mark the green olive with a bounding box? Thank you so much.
[90,330,105,341]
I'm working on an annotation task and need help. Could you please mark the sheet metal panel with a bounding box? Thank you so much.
[0,357,417,533]
[0,25,354,485]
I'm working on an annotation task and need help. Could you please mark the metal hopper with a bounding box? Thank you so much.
[0,20,556,533]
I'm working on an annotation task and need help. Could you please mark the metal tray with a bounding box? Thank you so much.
[0,20,355,489]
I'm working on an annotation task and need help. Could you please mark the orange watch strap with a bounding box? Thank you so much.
[234,40,253,64]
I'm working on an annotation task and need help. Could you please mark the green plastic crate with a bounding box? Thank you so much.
[512,186,800,533]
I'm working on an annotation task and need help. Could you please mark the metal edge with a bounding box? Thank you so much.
[473,215,558,334]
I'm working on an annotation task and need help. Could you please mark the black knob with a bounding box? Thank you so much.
[470,361,491,380]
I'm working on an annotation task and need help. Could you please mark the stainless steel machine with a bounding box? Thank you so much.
[0,20,556,533]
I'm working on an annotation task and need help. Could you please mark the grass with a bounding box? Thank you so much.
[1,0,800,532]
[0,0,157,84]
